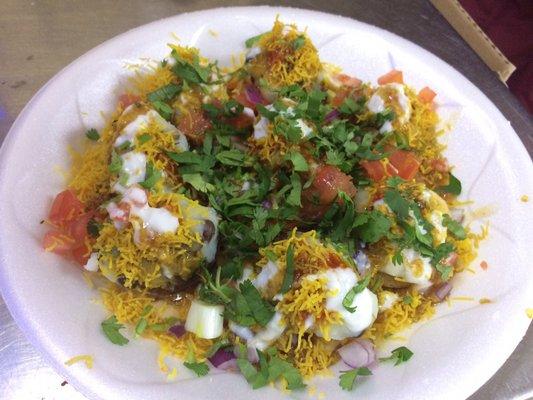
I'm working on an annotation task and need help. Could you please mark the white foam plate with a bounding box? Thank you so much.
[0,6,531,400]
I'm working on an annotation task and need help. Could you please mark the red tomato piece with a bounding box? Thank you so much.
[71,243,91,265]
[331,89,349,108]
[42,230,77,255]
[360,160,398,181]
[336,73,362,88]
[119,93,141,109]
[67,213,92,243]
[48,189,85,227]
[418,86,437,103]
[377,69,404,85]
[388,150,420,180]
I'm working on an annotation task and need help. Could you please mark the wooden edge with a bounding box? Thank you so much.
[430,0,516,82]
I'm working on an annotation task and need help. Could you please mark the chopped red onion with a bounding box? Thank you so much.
[261,199,272,209]
[434,282,453,302]
[245,84,266,105]
[338,339,376,369]
[324,109,340,123]
[208,348,237,370]
[169,324,186,338]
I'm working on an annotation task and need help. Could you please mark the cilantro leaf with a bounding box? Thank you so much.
[280,244,295,294]
[339,367,372,391]
[85,128,100,141]
[353,211,391,243]
[137,133,152,145]
[239,280,275,326]
[438,172,462,196]
[140,162,161,189]
[236,347,305,391]
[147,83,181,103]
[245,32,266,48]
[101,315,129,345]
[292,35,306,50]
[184,361,210,377]
[384,189,410,220]
[216,150,246,166]
[379,346,414,366]
[182,173,214,193]
[342,274,371,313]
[151,100,173,120]
[442,214,466,240]
[172,52,211,85]
[286,173,302,207]
[134,305,152,336]
[286,151,309,172]
[108,150,123,174]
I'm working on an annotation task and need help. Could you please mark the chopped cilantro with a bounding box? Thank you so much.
[402,295,412,305]
[108,150,122,174]
[245,32,266,48]
[353,211,391,243]
[379,346,414,365]
[137,133,152,144]
[286,173,302,207]
[140,162,161,189]
[184,361,210,377]
[292,35,306,50]
[438,172,462,196]
[85,128,100,141]
[442,214,466,240]
[134,305,152,337]
[286,151,309,171]
[182,173,214,193]
[236,347,305,390]
[339,367,372,391]
[147,83,181,103]
[384,189,410,220]
[172,51,211,84]
[225,280,274,327]
[151,100,173,120]
[101,315,129,345]
[216,149,246,166]
[342,274,371,313]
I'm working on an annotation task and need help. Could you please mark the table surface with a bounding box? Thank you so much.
[0,1,531,399]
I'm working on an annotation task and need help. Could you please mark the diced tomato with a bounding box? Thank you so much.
[361,149,420,181]
[71,243,91,265]
[42,230,77,255]
[336,73,362,88]
[331,89,349,108]
[44,190,92,265]
[67,213,92,243]
[388,150,420,180]
[177,109,211,144]
[48,189,85,227]
[418,86,437,103]
[119,93,141,109]
[302,165,357,219]
[377,69,404,85]
[360,160,397,181]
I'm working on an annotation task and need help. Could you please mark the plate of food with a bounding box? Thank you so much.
[0,6,531,400]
